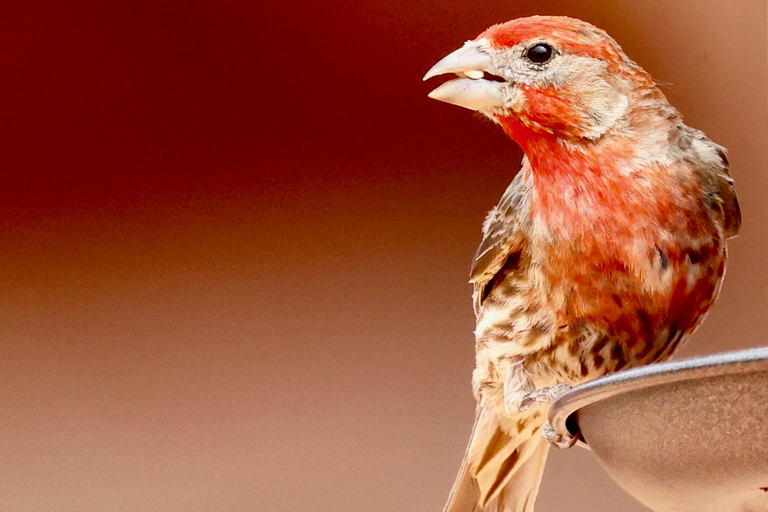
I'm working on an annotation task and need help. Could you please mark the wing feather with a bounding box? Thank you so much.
[470,163,532,316]
[688,133,741,239]
[711,144,741,239]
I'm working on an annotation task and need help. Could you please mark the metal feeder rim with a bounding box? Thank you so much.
[547,346,768,447]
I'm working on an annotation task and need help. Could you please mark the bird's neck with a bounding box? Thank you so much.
[509,129,649,240]
[507,126,631,187]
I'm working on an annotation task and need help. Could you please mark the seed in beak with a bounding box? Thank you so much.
[465,70,484,79]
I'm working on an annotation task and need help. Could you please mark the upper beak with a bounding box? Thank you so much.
[423,41,505,111]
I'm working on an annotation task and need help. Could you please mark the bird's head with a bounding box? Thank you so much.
[424,16,656,147]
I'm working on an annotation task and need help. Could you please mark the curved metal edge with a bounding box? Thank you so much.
[548,347,768,446]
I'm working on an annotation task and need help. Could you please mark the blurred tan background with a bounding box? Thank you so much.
[0,0,765,511]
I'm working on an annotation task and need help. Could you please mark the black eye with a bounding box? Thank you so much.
[526,43,553,64]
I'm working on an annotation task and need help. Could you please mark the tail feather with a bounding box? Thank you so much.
[443,408,549,512]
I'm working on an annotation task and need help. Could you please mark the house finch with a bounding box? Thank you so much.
[424,16,740,512]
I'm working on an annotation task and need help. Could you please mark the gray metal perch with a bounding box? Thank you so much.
[548,347,768,512]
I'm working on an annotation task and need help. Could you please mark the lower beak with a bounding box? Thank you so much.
[427,79,504,111]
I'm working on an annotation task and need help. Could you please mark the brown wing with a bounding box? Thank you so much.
[469,165,532,316]
[711,145,741,239]
[688,134,741,239]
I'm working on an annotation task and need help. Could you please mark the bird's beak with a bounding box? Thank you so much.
[423,41,505,111]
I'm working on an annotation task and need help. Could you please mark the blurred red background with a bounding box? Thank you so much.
[0,1,765,511]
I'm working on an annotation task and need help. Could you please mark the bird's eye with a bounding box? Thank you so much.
[526,43,553,64]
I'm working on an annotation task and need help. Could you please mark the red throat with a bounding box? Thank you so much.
[497,117,645,237]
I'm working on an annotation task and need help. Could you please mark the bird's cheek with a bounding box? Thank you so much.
[513,85,584,137]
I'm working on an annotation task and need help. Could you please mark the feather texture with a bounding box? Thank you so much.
[444,408,549,512]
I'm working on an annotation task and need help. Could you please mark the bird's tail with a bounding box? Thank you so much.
[443,407,550,512]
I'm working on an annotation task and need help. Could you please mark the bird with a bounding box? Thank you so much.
[423,16,740,512]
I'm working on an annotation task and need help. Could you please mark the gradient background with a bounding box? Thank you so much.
[1,1,766,511]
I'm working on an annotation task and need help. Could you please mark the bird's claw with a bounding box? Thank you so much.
[519,383,573,410]
[542,422,578,449]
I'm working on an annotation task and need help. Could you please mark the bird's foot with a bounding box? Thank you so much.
[519,383,572,410]
[542,422,578,449]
